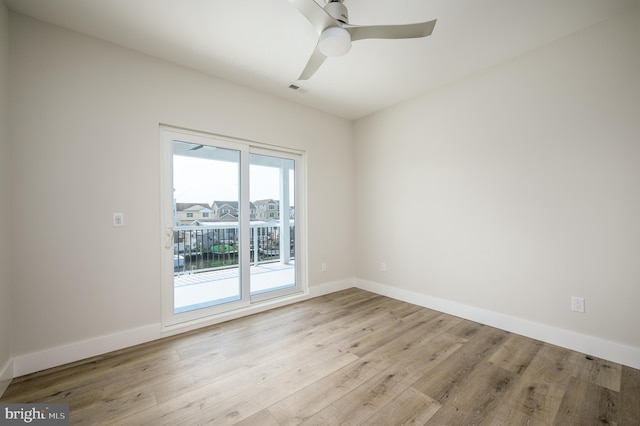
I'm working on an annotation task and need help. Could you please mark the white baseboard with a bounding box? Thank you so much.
[12,324,160,377]
[309,278,355,297]
[10,279,356,378]
[0,358,13,398]
[356,279,640,370]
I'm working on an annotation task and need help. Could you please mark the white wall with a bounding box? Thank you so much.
[0,0,12,394]
[8,13,354,368]
[354,7,640,366]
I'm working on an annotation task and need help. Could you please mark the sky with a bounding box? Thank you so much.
[173,155,293,205]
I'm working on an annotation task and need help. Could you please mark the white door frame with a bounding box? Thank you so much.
[160,126,307,330]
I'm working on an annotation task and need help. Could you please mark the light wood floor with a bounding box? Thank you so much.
[2,288,639,425]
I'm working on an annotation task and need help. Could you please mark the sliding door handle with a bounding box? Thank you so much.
[165,228,174,250]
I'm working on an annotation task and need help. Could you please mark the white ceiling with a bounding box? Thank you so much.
[4,0,639,120]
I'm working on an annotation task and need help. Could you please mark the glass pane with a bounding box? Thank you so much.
[249,153,296,296]
[172,140,242,314]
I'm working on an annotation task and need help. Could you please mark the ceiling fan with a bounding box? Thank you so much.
[289,0,437,80]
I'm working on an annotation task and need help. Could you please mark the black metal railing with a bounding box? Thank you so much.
[173,221,294,275]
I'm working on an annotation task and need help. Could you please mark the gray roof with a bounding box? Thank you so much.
[175,202,211,211]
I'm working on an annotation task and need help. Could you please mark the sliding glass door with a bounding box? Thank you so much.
[161,128,304,327]
[249,152,297,302]
[171,140,245,314]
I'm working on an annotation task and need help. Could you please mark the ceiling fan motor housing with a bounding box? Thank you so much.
[324,1,348,24]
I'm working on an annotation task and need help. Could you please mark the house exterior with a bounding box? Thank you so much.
[175,201,259,224]
[254,199,279,221]
[175,203,213,225]
[211,201,257,221]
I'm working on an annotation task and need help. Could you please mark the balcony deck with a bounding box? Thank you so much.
[174,262,295,313]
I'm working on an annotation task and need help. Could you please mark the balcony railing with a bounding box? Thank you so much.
[173,221,295,276]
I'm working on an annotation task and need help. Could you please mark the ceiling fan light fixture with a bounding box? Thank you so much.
[318,26,351,57]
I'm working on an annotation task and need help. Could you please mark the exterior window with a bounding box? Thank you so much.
[186,213,193,218]
[202,213,209,218]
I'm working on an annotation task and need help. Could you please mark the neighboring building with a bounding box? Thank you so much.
[254,199,279,221]
[175,203,213,225]
[211,201,257,221]
[175,201,258,224]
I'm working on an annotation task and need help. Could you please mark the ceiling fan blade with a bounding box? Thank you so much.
[346,19,436,41]
[289,0,338,34]
[297,44,327,80]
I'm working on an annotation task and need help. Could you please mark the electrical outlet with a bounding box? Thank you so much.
[321,262,327,272]
[381,262,387,272]
[113,212,124,227]
[571,296,585,313]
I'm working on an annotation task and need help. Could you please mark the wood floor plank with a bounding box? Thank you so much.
[297,404,347,426]
[364,386,441,425]
[424,362,516,425]
[2,344,184,404]
[233,409,281,426]
[322,366,418,424]
[488,333,544,375]
[572,353,622,392]
[267,357,386,425]
[268,325,464,425]
[553,376,619,425]
[446,318,485,340]
[520,343,580,389]
[180,350,358,425]
[69,387,158,425]
[620,365,640,424]
[166,288,379,359]
[270,311,444,424]
[304,332,465,425]
[342,309,453,358]
[412,325,510,402]
[363,319,465,372]
[117,345,357,426]
[489,343,581,425]
[489,407,553,426]
[129,342,356,425]
[180,294,387,361]
[310,288,385,315]
[2,288,639,426]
